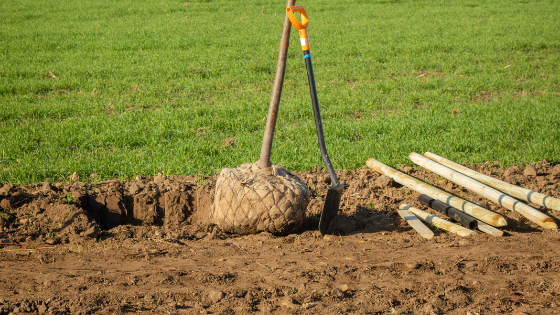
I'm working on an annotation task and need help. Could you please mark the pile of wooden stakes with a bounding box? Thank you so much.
[366,152,560,239]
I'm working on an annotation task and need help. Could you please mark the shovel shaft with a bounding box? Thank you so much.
[303,50,340,186]
[287,6,343,235]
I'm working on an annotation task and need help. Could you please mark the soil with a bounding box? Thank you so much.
[1,160,560,314]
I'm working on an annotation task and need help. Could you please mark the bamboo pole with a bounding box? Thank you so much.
[409,152,557,229]
[366,158,507,227]
[400,204,478,237]
[398,209,434,240]
[424,152,560,212]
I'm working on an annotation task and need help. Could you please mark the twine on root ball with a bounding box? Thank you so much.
[210,163,310,235]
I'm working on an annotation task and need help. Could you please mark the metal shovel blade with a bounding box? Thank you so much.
[319,183,344,235]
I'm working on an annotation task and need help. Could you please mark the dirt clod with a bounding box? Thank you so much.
[42,182,56,192]
[154,173,166,184]
[524,164,537,176]
[504,166,520,177]
[375,175,395,188]
[0,198,12,209]
[128,183,141,195]
[302,302,317,309]
[406,262,421,269]
[281,297,297,308]
[331,288,344,298]
[208,291,225,303]
[552,164,560,177]
[0,184,15,196]
[82,225,100,238]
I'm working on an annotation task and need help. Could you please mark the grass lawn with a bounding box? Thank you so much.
[1,0,559,184]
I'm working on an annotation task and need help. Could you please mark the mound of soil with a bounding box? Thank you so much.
[1,160,560,314]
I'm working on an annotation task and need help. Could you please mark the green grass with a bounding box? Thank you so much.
[1,0,559,184]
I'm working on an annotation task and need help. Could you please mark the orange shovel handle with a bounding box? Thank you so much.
[286,6,308,30]
[286,6,310,51]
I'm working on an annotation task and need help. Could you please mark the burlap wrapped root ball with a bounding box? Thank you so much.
[210,163,310,235]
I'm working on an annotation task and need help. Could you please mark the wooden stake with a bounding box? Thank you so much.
[476,220,504,236]
[397,209,434,239]
[366,158,507,227]
[400,204,478,237]
[409,152,557,229]
[424,152,560,212]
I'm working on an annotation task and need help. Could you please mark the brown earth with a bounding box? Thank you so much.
[1,160,560,314]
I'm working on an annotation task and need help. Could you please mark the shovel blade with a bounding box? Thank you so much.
[319,183,344,235]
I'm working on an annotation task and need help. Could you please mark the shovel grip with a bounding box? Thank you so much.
[286,6,308,30]
[286,6,310,51]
